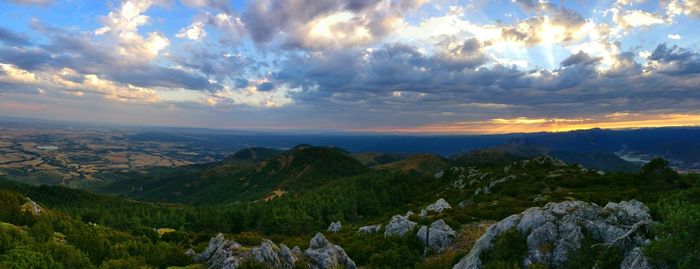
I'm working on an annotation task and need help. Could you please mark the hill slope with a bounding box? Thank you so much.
[95,145,369,204]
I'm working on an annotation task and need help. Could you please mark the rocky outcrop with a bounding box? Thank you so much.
[384,214,417,237]
[278,244,297,269]
[358,224,382,234]
[474,175,516,195]
[424,198,452,214]
[193,234,299,269]
[304,233,356,269]
[20,198,43,216]
[417,219,457,252]
[327,221,341,233]
[453,200,654,269]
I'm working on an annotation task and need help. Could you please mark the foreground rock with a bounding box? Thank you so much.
[304,233,357,269]
[193,232,357,269]
[193,233,298,269]
[453,200,653,269]
[417,219,457,252]
[384,214,417,237]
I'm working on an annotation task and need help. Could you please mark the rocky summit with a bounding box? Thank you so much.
[453,200,654,269]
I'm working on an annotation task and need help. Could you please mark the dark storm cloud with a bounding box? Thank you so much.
[0,27,31,46]
[649,43,700,75]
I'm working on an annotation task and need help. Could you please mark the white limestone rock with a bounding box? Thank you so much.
[425,198,452,213]
[384,215,417,237]
[304,233,357,269]
[452,200,654,269]
[417,219,457,252]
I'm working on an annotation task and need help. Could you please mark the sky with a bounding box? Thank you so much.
[0,0,699,134]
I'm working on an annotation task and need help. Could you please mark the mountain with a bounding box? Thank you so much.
[455,138,641,172]
[351,152,408,166]
[94,145,369,204]
[1,147,698,269]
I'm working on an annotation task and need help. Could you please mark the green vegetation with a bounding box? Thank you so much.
[0,146,698,269]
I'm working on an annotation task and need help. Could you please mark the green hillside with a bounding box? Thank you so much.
[93,146,369,205]
[1,152,698,268]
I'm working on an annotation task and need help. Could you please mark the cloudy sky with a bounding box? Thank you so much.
[1,0,699,133]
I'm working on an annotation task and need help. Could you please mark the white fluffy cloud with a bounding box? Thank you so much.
[95,0,170,62]
[611,9,665,28]
[177,21,207,41]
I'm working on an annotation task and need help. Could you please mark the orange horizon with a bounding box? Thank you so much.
[354,113,700,135]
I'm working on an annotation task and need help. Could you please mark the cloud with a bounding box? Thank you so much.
[0,27,31,46]
[612,9,665,29]
[666,0,700,17]
[0,63,160,103]
[177,21,207,41]
[241,0,426,49]
[503,1,588,46]
[95,0,170,61]
[667,33,682,39]
[647,43,700,75]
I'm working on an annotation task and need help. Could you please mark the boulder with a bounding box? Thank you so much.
[291,246,303,257]
[621,247,652,269]
[417,219,457,252]
[304,233,357,269]
[327,221,341,233]
[251,240,282,268]
[357,224,382,234]
[384,215,417,237]
[425,198,452,214]
[278,244,297,269]
[452,200,654,269]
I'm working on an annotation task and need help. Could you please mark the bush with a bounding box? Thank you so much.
[0,247,63,269]
[645,187,700,269]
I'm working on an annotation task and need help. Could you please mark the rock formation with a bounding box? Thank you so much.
[193,233,299,269]
[304,233,357,269]
[384,214,417,237]
[424,198,452,214]
[453,200,654,269]
[417,219,457,252]
[20,198,43,216]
